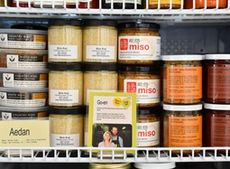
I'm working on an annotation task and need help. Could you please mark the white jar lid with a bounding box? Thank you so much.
[163,104,203,111]
[161,55,203,61]
[205,54,230,60]
[135,163,176,169]
[204,103,230,111]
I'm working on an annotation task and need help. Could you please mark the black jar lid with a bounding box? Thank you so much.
[84,20,117,27]
[49,19,81,26]
[48,62,82,71]
[138,107,161,115]
[48,106,85,115]
[118,22,160,30]
[11,24,47,30]
[84,62,117,71]
[118,64,159,72]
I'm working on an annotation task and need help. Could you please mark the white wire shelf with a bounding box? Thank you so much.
[0,147,230,163]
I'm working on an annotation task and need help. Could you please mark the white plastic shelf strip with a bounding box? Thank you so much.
[1,0,230,21]
[0,147,229,163]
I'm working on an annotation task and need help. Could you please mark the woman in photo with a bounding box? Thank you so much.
[98,131,116,147]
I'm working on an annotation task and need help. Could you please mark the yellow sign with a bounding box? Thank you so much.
[0,120,50,147]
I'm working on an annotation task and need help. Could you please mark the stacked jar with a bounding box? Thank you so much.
[117,22,161,148]
[0,24,48,121]
[162,55,203,152]
[83,20,118,146]
[48,20,85,148]
[203,54,230,147]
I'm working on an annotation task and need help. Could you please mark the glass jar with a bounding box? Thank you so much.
[118,22,160,65]
[162,55,203,104]
[84,63,117,105]
[204,103,230,147]
[0,0,4,6]
[48,63,83,107]
[83,20,117,63]
[137,107,160,147]
[148,0,181,9]
[205,54,230,104]
[48,20,82,63]
[185,0,227,9]
[90,163,130,169]
[163,104,203,148]
[102,0,143,9]
[49,107,85,147]
[135,163,176,169]
[118,65,161,108]
[79,0,99,8]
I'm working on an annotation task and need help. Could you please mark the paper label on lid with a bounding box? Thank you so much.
[124,79,160,104]
[49,45,78,59]
[86,45,115,60]
[50,89,79,104]
[137,122,160,147]
[51,134,80,147]
[119,36,160,61]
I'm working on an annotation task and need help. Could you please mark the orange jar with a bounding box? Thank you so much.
[185,0,227,9]
[162,55,203,104]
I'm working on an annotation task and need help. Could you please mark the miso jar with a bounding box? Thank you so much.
[48,63,83,107]
[84,63,117,105]
[83,20,117,63]
[118,22,160,65]
[163,104,203,148]
[49,107,85,147]
[48,20,82,63]
[137,107,161,147]
[162,55,203,104]
[204,103,230,147]
[118,65,161,108]
[205,54,230,104]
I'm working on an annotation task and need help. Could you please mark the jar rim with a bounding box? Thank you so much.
[0,106,48,113]
[118,22,160,30]
[138,107,161,115]
[135,163,176,169]
[118,64,160,72]
[163,104,203,111]
[162,55,204,61]
[204,103,230,111]
[84,62,117,71]
[49,19,82,26]
[48,106,85,115]
[205,54,230,60]
[48,62,82,71]
[84,20,117,27]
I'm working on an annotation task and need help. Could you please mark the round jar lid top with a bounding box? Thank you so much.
[91,163,130,169]
[135,163,176,169]
[84,20,117,27]
[119,64,159,72]
[163,104,203,111]
[162,55,204,61]
[138,107,161,115]
[205,54,230,60]
[49,19,81,26]
[48,106,85,115]
[48,62,82,71]
[11,24,47,30]
[119,22,160,30]
[84,62,117,71]
[204,103,230,111]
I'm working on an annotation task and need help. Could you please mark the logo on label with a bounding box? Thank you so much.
[138,130,156,137]
[2,112,12,120]
[9,56,16,62]
[120,38,150,51]
[0,92,6,100]
[0,34,6,42]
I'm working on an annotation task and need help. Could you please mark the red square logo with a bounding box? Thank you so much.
[120,38,128,50]
[126,82,136,93]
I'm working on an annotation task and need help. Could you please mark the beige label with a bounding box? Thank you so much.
[0,120,50,147]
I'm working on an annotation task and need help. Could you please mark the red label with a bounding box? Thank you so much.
[120,39,128,50]
[126,82,136,92]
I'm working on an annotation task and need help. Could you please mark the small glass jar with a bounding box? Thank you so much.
[137,107,160,147]
[79,0,99,8]
[49,107,85,147]
[205,54,230,104]
[163,104,203,149]
[0,0,4,6]
[118,65,161,108]
[185,0,227,9]
[48,20,82,63]
[118,22,160,65]
[83,20,117,63]
[48,63,83,107]
[90,163,130,169]
[204,103,230,147]
[148,0,181,9]
[84,63,118,105]
[162,55,203,104]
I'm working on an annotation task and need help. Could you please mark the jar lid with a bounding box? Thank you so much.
[49,19,81,26]
[90,163,130,169]
[162,55,204,61]
[0,106,48,113]
[138,107,161,115]
[135,163,176,169]
[205,54,230,60]
[84,20,117,27]
[119,22,160,30]
[163,104,203,111]
[84,63,117,71]
[204,103,230,111]
[119,64,158,72]
[48,62,82,71]
[48,106,85,115]
[11,24,47,30]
